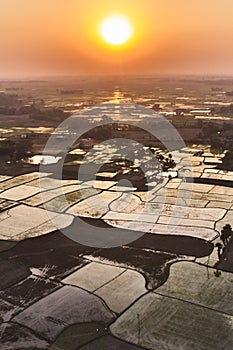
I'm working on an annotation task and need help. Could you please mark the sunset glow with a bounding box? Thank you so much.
[99,15,133,46]
[0,0,233,77]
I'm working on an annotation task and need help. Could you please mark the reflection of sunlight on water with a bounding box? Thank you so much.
[109,90,122,103]
[25,155,62,165]
[114,90,121,100]
[109,90,131,103]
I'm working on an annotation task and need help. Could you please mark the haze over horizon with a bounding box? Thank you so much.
[1,0,233,78]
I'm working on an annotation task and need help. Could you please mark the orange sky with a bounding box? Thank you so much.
[0,0,233,77]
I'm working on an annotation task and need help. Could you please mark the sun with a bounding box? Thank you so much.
[99,15,133,46]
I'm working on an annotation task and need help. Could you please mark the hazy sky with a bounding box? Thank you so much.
[0,0,233,77]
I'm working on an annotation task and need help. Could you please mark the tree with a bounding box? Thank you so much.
[215,242,223,260]
[0,139,15,157]
[214,270,221,278]
[220,150,233,170]
[15,138,33,160]
[220,224,233,246]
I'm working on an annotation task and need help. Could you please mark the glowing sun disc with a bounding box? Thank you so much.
[99,15,133,46]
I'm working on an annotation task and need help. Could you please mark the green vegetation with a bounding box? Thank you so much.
[84,125,113,141]
[0,92,20,107]
[0,137,32,160]
[0,139,15,157]
[220,224,233,247]
[30,108,69,122]
[216,224,233,261]
[218,103,233,117]
[220,150,233,170]
[215,242,223,260]
[156,152,176,171]
[15,138,33,160]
